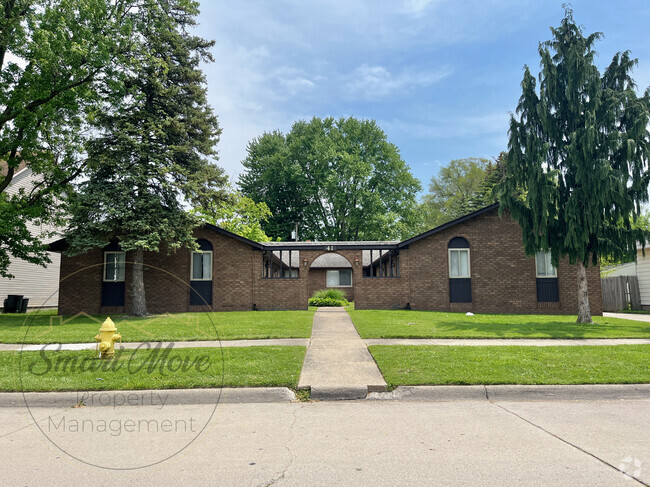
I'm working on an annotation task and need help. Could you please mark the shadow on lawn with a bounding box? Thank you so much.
[429,319,650,338]
[352,310,650,338]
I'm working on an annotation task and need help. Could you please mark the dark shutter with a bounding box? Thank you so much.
[190,281,212,305]
[536,278,559,302]
[101,282,125,306]
[450,278,472,303]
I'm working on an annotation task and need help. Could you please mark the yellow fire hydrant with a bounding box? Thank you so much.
[95,317,122,359]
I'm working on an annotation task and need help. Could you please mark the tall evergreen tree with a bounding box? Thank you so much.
[496,7,650,323]
[65,0,227,315]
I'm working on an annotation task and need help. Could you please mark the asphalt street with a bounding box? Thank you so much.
[1,394,648,486]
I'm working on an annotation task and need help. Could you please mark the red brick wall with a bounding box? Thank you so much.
[404,208,603,315]
[57,210,602,316]
[58,228,257,315]
[354,249,410,310]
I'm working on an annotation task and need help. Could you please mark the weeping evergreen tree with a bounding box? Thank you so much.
[496,7,650,323]
[65,0,227,315]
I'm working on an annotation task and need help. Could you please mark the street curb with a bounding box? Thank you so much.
[311,386,369,401]
[366,384,650,402]
[0,387,297,408]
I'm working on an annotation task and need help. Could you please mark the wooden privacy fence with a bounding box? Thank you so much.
[601,275,641,312]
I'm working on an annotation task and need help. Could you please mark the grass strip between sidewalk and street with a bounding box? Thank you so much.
[368,345,650,387]
[0,346,306,392]
[349,309,650,339]
[0,309,315,344]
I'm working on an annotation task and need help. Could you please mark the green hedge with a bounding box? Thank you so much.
[309,289,350,307]
[308,297,350,307]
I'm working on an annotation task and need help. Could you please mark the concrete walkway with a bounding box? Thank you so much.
[604,311,650,322]
[365,338,650,346]
[298,307,387,399]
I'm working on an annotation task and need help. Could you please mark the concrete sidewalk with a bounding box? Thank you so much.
[604,312,650,322]
[298,307,386,399]
[0,338,310,352]
[365,338,650,346]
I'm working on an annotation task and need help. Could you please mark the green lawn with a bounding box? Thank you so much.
[0,309,315,344]
[0,346,306,391]
[349,310,650,339]
[369,345,650,387]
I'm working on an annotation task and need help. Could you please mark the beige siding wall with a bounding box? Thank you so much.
[635,249,650,308]
[0,168,61,309]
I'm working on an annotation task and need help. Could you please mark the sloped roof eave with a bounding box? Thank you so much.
[398,203,500,248]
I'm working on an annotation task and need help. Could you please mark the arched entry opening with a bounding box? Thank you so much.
[307,252,355,303]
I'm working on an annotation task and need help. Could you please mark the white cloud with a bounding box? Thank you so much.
[402,0,445,16]
[346,64,452,100]
[381,111,510,139]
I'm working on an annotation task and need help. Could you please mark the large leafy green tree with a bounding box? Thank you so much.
[422,157,502,228]
[192,187,273,242]
[65,0,227,315]
[0,0,137,277]
[496,7,650,323]
[239,117,423,241]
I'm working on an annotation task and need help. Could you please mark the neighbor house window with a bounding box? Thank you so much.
[327,269,352,287]
[535,251,557,277]
[104,252,125,282]
[191,251,213,280]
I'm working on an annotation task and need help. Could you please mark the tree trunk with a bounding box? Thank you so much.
[130,248,148,316]
[576,260,592,323]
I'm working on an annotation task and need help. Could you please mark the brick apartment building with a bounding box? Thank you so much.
[51,204,603,315]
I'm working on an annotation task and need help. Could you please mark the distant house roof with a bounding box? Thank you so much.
[0,159,28,177]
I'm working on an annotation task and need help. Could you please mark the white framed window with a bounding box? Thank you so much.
[326,269,352,287]
[191,251,213,281]
[536,251,557,278]
[448,249,470,278]
[104,252,126,282]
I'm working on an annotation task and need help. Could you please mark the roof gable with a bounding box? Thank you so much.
[398,203,500,248]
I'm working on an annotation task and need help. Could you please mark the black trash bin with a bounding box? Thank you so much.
[20,298,29,313]
[3,295,23,313]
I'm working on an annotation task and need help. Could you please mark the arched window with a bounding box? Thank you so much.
[448,237,471,303]
[190,239,213,306]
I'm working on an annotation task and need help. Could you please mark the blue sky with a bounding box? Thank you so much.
[194,0,650,191]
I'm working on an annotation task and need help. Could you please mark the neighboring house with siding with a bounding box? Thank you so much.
[50,204,603,316]
[0,165,61,310]
[633,247,650,311]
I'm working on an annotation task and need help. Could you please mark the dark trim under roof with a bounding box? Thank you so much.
[203,223,264,249]
[262,241,399,250]
[397,203,500,248]
[47,203,500,253]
